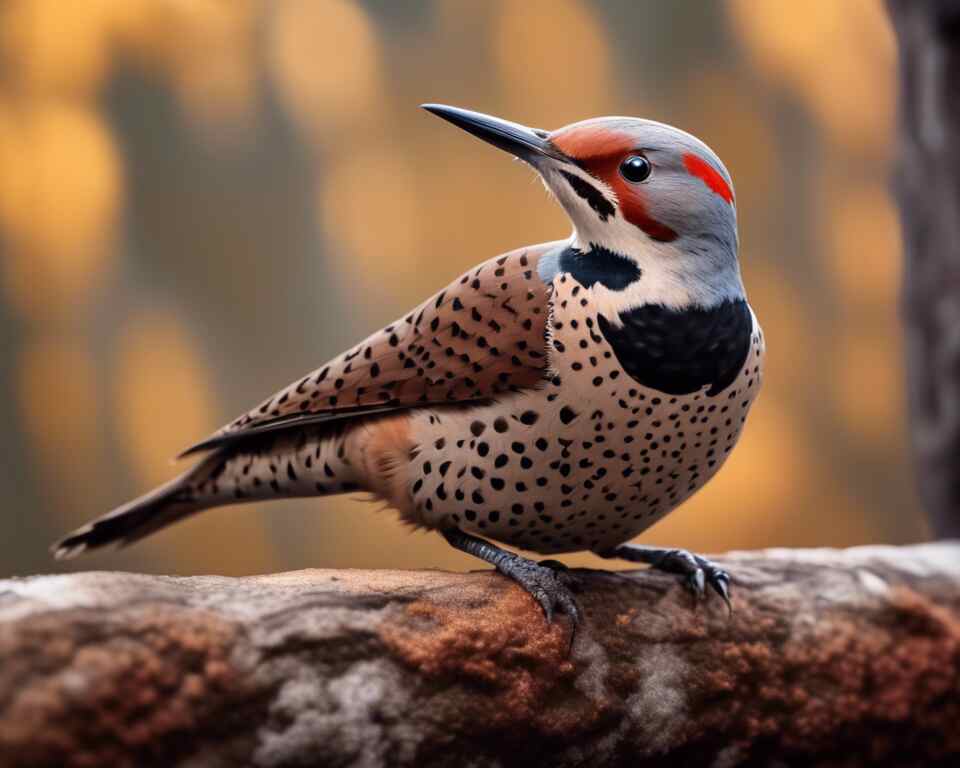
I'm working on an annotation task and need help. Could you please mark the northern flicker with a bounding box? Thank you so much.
[54,105,764,625]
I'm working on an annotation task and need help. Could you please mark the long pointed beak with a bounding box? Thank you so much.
[421,104,571,165]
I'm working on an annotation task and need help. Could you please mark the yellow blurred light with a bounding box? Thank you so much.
[113,310,279,573]
[103,0,193,70]
[0,0,112,98]
[268,0,384,138]
[0,103,120,321]
[173,47,258,142]
[114,311,218,486]
[494,0,615,126]
[421,130,570,260]
[826,183,901,309]
[727,0,894,154]
[129,0,259,141]
[727,0,832,83]
[19,334,105,525]
[320,147,425,301]
[680,69,780,217]
[834,329,900,442]
[108,0,247,66]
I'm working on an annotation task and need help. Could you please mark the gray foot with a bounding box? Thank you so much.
[500,556,581,624]
[443,529,581,625]
[599,544,732,612]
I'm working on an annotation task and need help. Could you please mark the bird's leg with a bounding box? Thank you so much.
[597,544,732,611]
[442,529,580,625]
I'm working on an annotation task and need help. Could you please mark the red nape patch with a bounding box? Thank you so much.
[683,153,733,204]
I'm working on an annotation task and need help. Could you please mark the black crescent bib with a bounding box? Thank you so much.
[597,299,752,397]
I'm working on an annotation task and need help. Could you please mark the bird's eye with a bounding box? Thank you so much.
[619,155,651,183]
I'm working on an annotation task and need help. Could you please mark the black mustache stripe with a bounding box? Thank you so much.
[559,170,615,222]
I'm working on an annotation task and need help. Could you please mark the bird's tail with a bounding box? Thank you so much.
[52,425,360,560]
[51,465,210,559]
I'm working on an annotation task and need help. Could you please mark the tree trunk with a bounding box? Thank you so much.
[888,0,960,537]
[1,542,958,768]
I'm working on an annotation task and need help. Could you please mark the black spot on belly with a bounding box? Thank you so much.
[519,410,539,426]
[598,299,752,396]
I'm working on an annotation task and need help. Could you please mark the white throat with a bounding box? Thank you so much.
[539,164,745,313]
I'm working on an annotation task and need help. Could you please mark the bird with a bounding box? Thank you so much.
[53,104,765,627]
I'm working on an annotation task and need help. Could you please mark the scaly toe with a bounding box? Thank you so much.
[506,561,581,628]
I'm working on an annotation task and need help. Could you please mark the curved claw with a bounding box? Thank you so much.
[685,567,707,598]
[535,591,555,623]
[708,571,733,615]
[554,587,581,625]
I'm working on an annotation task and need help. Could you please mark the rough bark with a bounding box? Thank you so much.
[888,0,960,537]
[1,542,958,768]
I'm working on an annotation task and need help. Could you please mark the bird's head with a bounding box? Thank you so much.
[423,104,743,310]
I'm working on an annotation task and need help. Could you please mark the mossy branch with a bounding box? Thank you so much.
[1,542,959,767]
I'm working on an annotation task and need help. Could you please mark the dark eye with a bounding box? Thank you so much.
[619,154,651,183]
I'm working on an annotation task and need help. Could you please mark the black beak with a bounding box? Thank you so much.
[421,104,571,165]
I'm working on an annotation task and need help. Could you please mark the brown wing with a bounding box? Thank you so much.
[180,241,559,456]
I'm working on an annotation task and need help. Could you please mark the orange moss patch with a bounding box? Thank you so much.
[683,584,960,761]
[0,605,255,768]
[379,578,609,736]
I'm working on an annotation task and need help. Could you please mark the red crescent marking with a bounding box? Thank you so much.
[682,153,733,204]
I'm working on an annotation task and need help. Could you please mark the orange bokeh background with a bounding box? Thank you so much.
[0,0,922,577]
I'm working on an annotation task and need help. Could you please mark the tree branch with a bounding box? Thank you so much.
[1,542,958,767]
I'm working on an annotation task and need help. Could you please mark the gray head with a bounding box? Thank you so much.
[423,105,744,310]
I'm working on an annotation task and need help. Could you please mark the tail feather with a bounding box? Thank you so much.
[51,471,203,560]
[51,425,362,560]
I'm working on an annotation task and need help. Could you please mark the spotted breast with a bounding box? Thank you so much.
[408,263,765,555]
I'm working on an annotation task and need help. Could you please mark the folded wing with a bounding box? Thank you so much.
[180,242,559,456]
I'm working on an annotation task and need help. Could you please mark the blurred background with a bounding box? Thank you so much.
[0,0,921,577]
